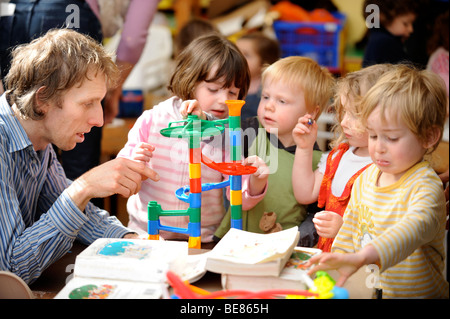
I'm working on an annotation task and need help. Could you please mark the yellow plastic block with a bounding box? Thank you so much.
[189,163,201,179]
[230,190,242,206]
[188,236,201,249]
[148,234,160,240]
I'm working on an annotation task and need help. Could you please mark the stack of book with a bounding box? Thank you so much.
[55,239,188,299]
[205,227,321,291]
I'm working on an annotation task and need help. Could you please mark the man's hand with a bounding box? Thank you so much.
[123,233,140,239]
[67,157,159,210]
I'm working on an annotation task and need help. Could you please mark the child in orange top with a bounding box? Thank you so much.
[292,64,390,251]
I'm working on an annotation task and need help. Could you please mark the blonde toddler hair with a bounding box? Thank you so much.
[360,64,448,154]
[261,56,335,119]
[330,64,391,148]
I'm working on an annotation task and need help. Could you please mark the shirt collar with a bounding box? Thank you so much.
[0,93,34,153]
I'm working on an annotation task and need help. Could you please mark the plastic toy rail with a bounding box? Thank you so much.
[175,180,230,202]
[159,115,225,139]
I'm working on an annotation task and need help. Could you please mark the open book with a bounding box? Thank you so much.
[55,238,188,299]
[205,227,300,277]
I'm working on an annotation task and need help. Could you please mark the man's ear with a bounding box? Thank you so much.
[34,86,49,114]
[423,126,442,149]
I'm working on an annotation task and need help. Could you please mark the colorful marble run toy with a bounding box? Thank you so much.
[147,100,257,248]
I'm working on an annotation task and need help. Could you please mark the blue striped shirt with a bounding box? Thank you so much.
[0,94,132,284]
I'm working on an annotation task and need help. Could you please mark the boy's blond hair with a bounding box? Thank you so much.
[261,56,335,119]
[361,64,448,154]
[331,64,391,148]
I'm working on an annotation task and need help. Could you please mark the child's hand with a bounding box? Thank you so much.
[180,99,206,120]
[131,142,155,164]
[244,155,270,180]
[243,155,269,196]
[305,251,364,287]
[305,244,380,287]
[292,115,318,149]
[313,211,343,239]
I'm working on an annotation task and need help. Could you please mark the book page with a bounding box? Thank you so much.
[280,247,322,281]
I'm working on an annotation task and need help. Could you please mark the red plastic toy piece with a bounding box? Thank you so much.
[201,154,257,175]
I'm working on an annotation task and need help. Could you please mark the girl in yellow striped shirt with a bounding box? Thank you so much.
[306,64,449,298]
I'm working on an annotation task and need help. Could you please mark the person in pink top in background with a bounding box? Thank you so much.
[117,34,269,242]
[86,0,161,124]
